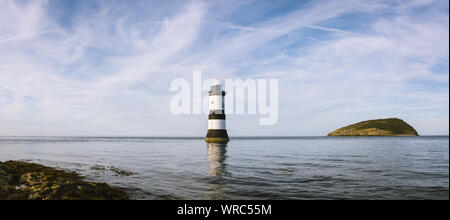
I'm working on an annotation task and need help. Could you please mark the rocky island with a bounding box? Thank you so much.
[0,161,128,200]
[328,118,419,136]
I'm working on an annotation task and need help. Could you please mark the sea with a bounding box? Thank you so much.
[0,136,448,200]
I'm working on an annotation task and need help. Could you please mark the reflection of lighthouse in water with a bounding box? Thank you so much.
[207,143,228,177]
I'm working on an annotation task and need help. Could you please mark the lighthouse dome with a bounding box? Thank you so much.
[212,79,221,86]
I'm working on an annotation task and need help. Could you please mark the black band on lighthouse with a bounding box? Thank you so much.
[208,113,226,120]
[206,130,229,138]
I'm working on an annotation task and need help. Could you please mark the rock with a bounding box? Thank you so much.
[0,161,128,200]
[328,118,419,136]
[19,172,40,185]
[90,164,135,176]
[109,167,135,176]
[0,168,15,186]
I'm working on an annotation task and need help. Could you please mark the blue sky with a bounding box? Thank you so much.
[0,0,448,136]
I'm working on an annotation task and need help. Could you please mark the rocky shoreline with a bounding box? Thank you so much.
[0,161,128,200]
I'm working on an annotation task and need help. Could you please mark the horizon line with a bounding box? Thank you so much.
[0,135,448,138]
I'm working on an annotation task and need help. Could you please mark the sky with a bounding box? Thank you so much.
[0,0,448,136]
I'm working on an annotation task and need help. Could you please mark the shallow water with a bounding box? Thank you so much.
[0,136,448,200]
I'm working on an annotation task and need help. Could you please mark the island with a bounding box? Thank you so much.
[0,161,128,200]
[328,118,419,136]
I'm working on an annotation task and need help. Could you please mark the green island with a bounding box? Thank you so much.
[0,161,128,200]
[328,118,419,136]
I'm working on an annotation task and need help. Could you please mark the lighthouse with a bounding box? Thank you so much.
[205,81,229,143]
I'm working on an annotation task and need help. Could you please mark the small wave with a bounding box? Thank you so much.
[90,164,136,176]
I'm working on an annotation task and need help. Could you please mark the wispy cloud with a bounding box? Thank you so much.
[0,30,60,44]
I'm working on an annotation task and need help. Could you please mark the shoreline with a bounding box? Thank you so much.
[0,161,128,200]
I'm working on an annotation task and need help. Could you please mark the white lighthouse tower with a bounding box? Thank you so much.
[205,81,229,143]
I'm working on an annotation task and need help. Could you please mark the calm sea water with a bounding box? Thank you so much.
[0,136,448,200]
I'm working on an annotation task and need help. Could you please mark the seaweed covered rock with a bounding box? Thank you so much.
[328,118,419,136]
[0,161,128,200]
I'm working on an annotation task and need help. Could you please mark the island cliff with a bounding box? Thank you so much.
[328,118,419,136]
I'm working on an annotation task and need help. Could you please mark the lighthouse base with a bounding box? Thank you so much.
[205,129,229,143]
[205,137,229,143]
